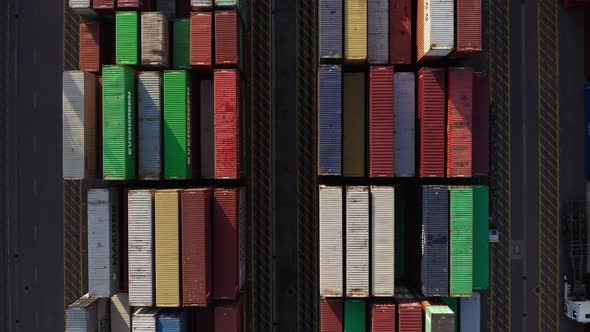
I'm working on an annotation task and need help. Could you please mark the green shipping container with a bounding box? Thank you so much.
[473,185,490,290]
[102,65,136,180]
[345,300,366,332]
[441,297,458,332]
[116,11,140,65]
[163,71,192,179]
[425,305,455,332]
[215,0,239,8]
[343,72,365,177]
[173,19,191,69]
[450,187,473,297]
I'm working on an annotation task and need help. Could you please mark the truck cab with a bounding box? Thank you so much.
[564,300,590,323]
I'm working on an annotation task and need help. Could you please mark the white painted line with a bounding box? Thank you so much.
[32,179,38,196]
[34,224,37,241]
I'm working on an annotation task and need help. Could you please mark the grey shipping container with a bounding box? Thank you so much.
[319,0,342,59]
[200,80,215,179]
[111,293,131,332]
[460,293,480,331]
[367,0,388,64]
[346,186,370,298]
[66,295,109,332]
[128,190,155,306]
[69,0,96,15]
[371,186,395,296]
[133,307,161,332]
[318,65,342,176]
[320,186,344,297]
[191,0,213,10]
[421,186,449,296]
[157,0,176,18]
[141,12,170,68]
[138,72,163,180]
[63,70,98,180]
[394,72,415,177]
[88,188,120,298]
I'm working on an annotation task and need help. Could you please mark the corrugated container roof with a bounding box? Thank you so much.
[173,19,191,69]
[214,69,240,179]
[133,307,161,332]
[369,66,394,177]
[343,72,366,177]
[70,0,96,15]
[371,304,396,331]
[421,186,449,296]
[128,189,155,306]
[455,0,482,54]
[395,286,422,332]
[215,11,239,68]
[319,186,343,297]
[200,80,215,179]
[318,65,342,176]
[345,300,366,331]
[319,0,342,59]
[449,186,473,296]
[155,189,181,307]
[371,186,395,296]
[346,186,369,298]
[345,0,367,63]
[94,0,115,10]
[66,295,97,332]
[416,0,454,60]
[111,293,131,332]
[157,309,188,331]
[118,0,154,10]
[190,12,213,71]
[321,297,343,331]
[192,0,213,10]
[138,72,163,180]
[473,186,489,290]
[79,21,101,72]
[418,68,445,178]
[472,72,489,176]
[214,297,243,332]
[394,72,415,177]
[390,0,412,64]
[141,12,170,68]
[368,0,388,64]
[215,0,238,7]
[447,67,473,178]
[163,70,192,180]
[460,293,481,331]
[425,305,455,332]
[116,11,140,65]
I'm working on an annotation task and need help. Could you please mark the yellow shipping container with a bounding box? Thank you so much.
[155,189,180,307]
[345,0,367,63]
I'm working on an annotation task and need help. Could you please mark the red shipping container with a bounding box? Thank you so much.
[181,188,212,307]
[214,70,240,179]
[93,0,115,12]
[397,302,422,332]
[79,21,101,72]
[214,297,243,332]
[418,68,446,178]
[369,66,395,177]
[213,188,244,300]
[372,304,396,331]
[215,11,239,68]
[117,0,153,10]
[446,67,473,178]
[451,0,482,57]
[190,12,213,72]
[321,298,343,332]
[473,72,489,176]
[390,0,412,64]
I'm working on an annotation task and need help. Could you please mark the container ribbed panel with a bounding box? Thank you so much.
[449,186,473,296]
[343,73,365,177]
[216,0,238,6]
[460,294,480,331]
[318,65,342,176]
[128,190,154,306]
[190,12,213,70]
[472,72,489,176]
[111,293,131,332]
[173,19,191,69]
[446,67,473,178]
[319,186,343,297]
[70,0,96,15]
[346,186,369,298]
[116,11,140,65]
[429,0,454,56]
[155,190,180,307]
[214,70,240,179]
[345,0,367,62]
[368,0,388,64]
[344,300,367,330]
[416,0,430,61]
[132,308,160,332]
[66,297,96,332]
[425,305,455,332]
[321,298,343,331]
[371,304,396,331]
[390,0,411,64]
[157,310,187,331]
[319,0,342,59]
[215,11,239,67]
[395,287,422,331]
[456,0,481,53]
[421,185,449,296]
[192,0,213,10]
[164,71,191,179]
[394,72,415,177]
[369,66,394,177]
[79,21,101,72]
[418,68,445,178]
[371,186,395,296]
[141,12,169,68]
[138,72,162,180]
[473,185,489,290]
[94,0,115,9]
[200,80,215,179]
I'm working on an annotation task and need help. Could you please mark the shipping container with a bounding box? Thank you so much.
[214,70,241,179]
[118,0,154,10]
[447,67,473,178]
[345,0,367,63]
[173,19,191,69]
[63,71,97,180]
[318,65,342,176]
[215,11,239,68]
[343,72,365,177]
[586,84,590,177]
[102,65,136,180]
[94,0,116,11]
[473,185,489,290]
[157,309,188,331]
[181,188,212,307]
[369,66,394,177]
[190,12,213,71]
[192,307,214,331]
[164,71,192,179]
[390,0,412,64]
[214,297,244,332]
[116,11,140,65]
[128,190,155,306]
[321,297,343,331]
[394,187,406,279]
[472,72,489,176]
[155,189,181,307]
[424,305,454,332]
[111,293,131,332]
[319,186,343,297]
[88,189,120,297]
[418,68,445,178]
[157,0,176,18]
[449,186,473,296]
[586,10,590,79]
[452,0,482,56]
[345,300,366,331]
[66,295,109,332]
[141,12,170,68]
[416,0,454,61]
[460,293,480,331]
[215,0,238,7]
[200,80,215,179]
[213,188,246,299]
[70,0,96,15]
[192,0,213,10]
[421,186,449,296]
[441,297,458,332]
[394,72,415,177]
[79,21,101,72]
[346,186,369,298]
[368,0,389,64]
[371,186,395,296]
[319,0,342,59]
[133,307,161,332]
[138,72,163,180]
[395,287,422,332]
[371,304,396,331]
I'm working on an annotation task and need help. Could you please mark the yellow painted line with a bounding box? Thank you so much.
[5,0,11,328]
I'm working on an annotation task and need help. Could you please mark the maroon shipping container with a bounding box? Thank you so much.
[473,72,489,176]
[369,66,395,177]
[191,307,214,332]
[214,70,240,179]
[452,0,482,56]
[214,297,243,332]
[321,298,343,332]
[372,304,396,331]
[397,302,422,332]
[446,67,473,178]
[213,188,245,300]
[117,0,153,10]
[93,0,115,12]
[181,188,212,307]
[418,68,446,178]
[79,21,101,72]
[390,0,412,64]
[215,11,239,68]
[190,12,213,72]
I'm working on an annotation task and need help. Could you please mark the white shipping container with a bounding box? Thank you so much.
[88,189,120,298]
[367,0,388,64]
[63,71,97,180]
[141,12,170,68]
[66,295,109,332]
[111,293,131,332]
[417,0,454,60]
[69,0,96,15]
[371,186,395,296]
[460,293,481,331]
[128,190,155,307]
[200,80,215,179]
[191,0,213,10]
[132,307,161,332]
[138,72,163,180]
[394,72,415,177]
[319,186,343,297]
[346,186,369,298]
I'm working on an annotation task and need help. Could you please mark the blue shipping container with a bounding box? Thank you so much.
[460,293,481,331]
[157,309,187,332]
[319,0,342,59]
[421,185,449,296]
[138,72,163,180]
[367,0,388,64]
[318,65,342,176]
[394,72,415,177]
[585,83,590,177]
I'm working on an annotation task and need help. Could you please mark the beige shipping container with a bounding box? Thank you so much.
[320,186,344,297]
[345,0,367,63]
[155,189,180,307]
[141,12,170,68]
[343,73,366,177]
[416,0,454,61]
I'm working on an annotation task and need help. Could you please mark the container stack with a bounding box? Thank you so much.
[65,0,247,331]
